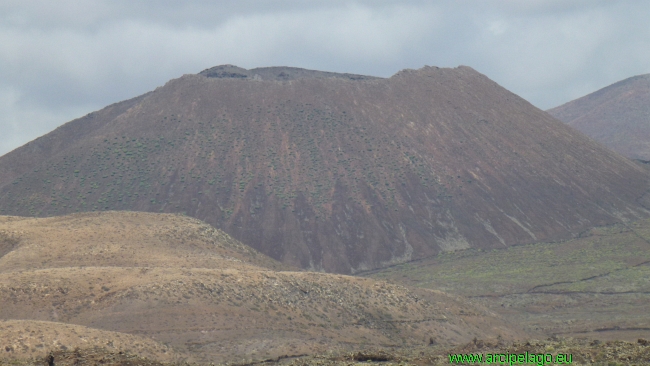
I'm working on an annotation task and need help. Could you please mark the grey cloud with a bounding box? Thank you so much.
[1,0,649,156]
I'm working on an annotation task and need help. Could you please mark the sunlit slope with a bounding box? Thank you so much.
[2,65,648,273]
[0,211,290,272]
[0,320,180,362]
[0,212,526,364]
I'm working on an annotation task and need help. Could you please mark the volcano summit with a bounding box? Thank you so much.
[548,73,650,161]
[0,65,648,273]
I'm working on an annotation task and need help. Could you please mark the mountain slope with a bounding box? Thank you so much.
[0,65,649,273]
[0,212,525,364]
[548,74,650,161]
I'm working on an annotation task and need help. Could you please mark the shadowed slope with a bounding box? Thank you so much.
[1,66,649,273]
[548,74,650,161]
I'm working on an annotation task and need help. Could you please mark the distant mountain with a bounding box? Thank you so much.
[0,65,649,273]
[548,74,650,161]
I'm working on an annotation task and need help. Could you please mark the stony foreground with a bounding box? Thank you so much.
[2,337,649,366]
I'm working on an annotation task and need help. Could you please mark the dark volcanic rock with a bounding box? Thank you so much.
[199,64,381,81]
[548,74,650,161]
[0,65,649,273]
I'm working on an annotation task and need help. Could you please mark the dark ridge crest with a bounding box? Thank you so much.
[199,64,382,81]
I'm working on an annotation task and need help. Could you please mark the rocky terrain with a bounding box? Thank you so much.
[3,337,650,365]
[0,320,180,363]
[0,212,525,364]
[548,73,650,161]
[0,65,649,273]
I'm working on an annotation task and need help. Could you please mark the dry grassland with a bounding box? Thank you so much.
[0,211,525,364]
[368,219,650,342]
[0,320,179,362]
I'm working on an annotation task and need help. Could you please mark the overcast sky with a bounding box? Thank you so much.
[1,0,649,157]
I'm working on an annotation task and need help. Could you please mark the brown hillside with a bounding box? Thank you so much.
[548,74,650,161]
[1,65,649,273]
[0,211,290,273]
[0,320,180,362]
[0,212,527,364]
